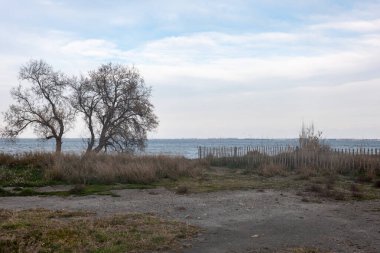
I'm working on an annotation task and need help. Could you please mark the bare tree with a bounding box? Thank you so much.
[71,63,158,153]
[2,60,75,152]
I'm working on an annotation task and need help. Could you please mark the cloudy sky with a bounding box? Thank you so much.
[1,0,380,139]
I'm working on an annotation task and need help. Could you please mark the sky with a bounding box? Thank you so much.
[0,0,380,139]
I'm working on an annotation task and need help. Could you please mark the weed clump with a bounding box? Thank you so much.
[350,183,364,199]
[176,186,189,195]
[256,163,288,177]
[325,174,337,190]
[69,184,86,195]
[305,182,346,201]
[356,168,377,183]
[296,166,318,180]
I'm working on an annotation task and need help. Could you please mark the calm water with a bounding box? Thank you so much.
[1,138,380,158]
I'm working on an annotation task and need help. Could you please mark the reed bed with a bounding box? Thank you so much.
[0,152,201,185]
[49,153,201,184]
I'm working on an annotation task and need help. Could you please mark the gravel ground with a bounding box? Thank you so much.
[1,188,379,253]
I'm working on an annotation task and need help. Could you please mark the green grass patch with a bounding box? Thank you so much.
[0,187,70,197]
[0,183,156,197]
[0,209,199,253]
[156,167,307,193]
[0,166,59,187]
[67,184,155,197]
[155,167,380,201]
[1,161,379,202]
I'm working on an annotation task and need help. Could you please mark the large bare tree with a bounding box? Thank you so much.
[2,60,74,152]
[71,63,158,153]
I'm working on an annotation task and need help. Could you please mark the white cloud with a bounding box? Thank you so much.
[311,19,380,32]
[124,32,303,63]
[1,1,380,138]
[61,39,119,58]
[133,33,380,94]
[35,0,63,6]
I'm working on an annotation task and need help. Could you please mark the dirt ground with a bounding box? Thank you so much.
[1,188,379,253]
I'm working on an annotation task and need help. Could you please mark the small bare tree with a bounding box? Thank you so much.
[71,63,158,153]
[1,60,75,152]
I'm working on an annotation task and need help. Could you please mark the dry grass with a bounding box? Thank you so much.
[0,209,199,253]
[295,166,318,180]
[304,177,348,201]
[0,152,202,186]
[300,174,380,201]
[255,163,289,177]
[48,153,201,184]
[1,152,379,201]
[0,152,54,169]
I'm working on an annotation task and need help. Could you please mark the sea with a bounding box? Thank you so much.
[1,138,380,159]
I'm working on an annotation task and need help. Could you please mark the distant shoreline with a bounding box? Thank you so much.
[1,137,380,141]
[1,138,380,158]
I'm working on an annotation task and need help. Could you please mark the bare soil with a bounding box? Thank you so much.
[1,188,379,253]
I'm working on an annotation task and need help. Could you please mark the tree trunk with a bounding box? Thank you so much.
[94,144,104,153]
[86,117,96,153]
[86,138,95,153]
[55,138,62,153]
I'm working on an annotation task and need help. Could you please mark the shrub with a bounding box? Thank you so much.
[69,184,86,194]
[175,186,189,195]
[356,169,376,183]
[306,184,324,193]
[325,174,337,190]
[296,166,318,180]
[298,122,329,152]
[305,183,347,200]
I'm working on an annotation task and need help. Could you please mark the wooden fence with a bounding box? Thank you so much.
[198,146,380,171]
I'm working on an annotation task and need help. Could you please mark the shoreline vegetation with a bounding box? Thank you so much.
[1,127,380,252]
[0,143,379,199]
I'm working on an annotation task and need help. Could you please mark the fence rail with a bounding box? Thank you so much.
[198,146,380,159]
[198,146,380,171]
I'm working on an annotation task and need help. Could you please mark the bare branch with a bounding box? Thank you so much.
[1,59,75,153]
[72,63,158,153]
